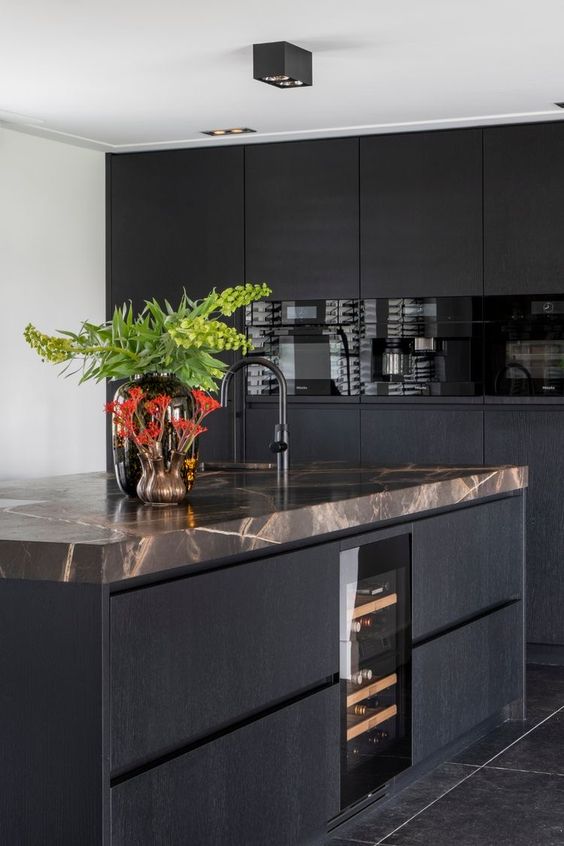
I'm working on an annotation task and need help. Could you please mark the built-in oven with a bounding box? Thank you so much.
[360,297,483,396]
[245,299,360,396]
[485,295,564,397]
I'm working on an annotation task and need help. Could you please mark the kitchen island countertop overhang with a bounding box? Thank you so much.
[0,463,527,584]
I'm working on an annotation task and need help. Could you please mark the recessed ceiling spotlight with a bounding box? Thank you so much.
[202,127,256,136]
[253,41,312,89]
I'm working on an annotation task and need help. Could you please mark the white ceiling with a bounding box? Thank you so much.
[3,0,564,152]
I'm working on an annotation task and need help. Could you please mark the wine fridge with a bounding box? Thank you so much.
[339,532,411,811]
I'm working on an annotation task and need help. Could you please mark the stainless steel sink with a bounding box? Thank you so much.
[199,461,277,472]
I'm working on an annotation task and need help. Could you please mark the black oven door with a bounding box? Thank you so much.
[485,295,564,397]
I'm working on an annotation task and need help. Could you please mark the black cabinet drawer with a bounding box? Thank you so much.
[246,405,361,464]
[110,546,339,773]
[412,603,523,764]
[412,497,524,640]
[360,408,484,465]
[112,684,340,846]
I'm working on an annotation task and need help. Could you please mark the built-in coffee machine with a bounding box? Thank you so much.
[360,297,483,397]
[485,294,564,397]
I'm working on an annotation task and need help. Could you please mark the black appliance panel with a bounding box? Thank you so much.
[485,295,564,397]
[361,298,483,397]
[245,300,360,396]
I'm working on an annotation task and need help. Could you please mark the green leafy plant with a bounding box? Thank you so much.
[24,283,271,391]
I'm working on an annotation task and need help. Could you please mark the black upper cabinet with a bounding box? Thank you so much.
[108,148,244,313]
[245,139,359,299]
[360,130,483,297]
[484,123,564,294]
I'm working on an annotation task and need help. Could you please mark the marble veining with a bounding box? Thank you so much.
[0,464,527,584]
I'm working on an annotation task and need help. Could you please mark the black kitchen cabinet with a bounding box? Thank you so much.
[111,545,339,773]
[360,408,483,465]
[484,408,564,645]
[245,405,361,464]
[245,139,359,299]
[412,603,523,764]
[108,148,245,313]
[360,130,482,297]
[484,123,564,294]
[112,685,340,846]
[412,497,523,640]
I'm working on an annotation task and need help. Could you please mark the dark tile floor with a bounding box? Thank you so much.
[328,664,564,846]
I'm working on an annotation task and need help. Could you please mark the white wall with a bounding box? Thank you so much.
[0,126,106,480]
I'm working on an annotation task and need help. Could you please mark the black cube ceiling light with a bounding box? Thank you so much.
[253,41,312,88]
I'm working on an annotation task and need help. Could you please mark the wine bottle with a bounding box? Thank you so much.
[350,668,373,686]
[368,729,390,745]
[352,612,392,635]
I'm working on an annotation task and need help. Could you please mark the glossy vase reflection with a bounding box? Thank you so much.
[137,446,187,506]
[111,373,198,496]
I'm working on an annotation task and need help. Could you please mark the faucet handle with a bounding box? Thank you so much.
[269,441,288,454]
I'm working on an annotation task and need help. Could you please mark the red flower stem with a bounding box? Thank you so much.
[157,405,167,443]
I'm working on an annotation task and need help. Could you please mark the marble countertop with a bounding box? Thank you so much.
[0,464,527,584]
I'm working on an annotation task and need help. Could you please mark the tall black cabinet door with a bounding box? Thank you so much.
[361,408,484,465]
[108,148,245,313]
[245,139,359,299]
[484,123,564,294]
[360,130,483,297]
[484,408,564,644]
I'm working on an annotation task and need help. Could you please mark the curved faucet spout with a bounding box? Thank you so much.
[220,357,289,473]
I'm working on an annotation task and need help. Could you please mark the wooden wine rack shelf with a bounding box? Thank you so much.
[346,672,397,708]
[352,592,397,620]
[346,703,398,742]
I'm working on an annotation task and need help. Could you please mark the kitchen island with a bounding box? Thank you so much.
[0,465,527,845]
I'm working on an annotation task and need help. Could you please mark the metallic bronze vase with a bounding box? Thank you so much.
[111,372,198,496]
[137,446,187,506]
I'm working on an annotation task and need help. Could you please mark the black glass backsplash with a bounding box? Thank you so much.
[245,297,483,397]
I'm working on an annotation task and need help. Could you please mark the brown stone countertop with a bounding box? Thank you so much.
[0,464,527,584]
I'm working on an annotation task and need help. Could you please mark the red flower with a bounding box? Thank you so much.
[128,386,145,402]
[119,398,137,416]
[171,418,192,433]
[192,390,221,416]
[145,420,162,439]
[145,394,171,417]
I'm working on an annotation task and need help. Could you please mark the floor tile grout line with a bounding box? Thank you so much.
[484,764,564,777]
[374,703,564,845]
[373,767,479,845]
[445,704,564,768]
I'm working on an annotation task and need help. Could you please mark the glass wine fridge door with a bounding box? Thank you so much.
[339,533,411,811]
